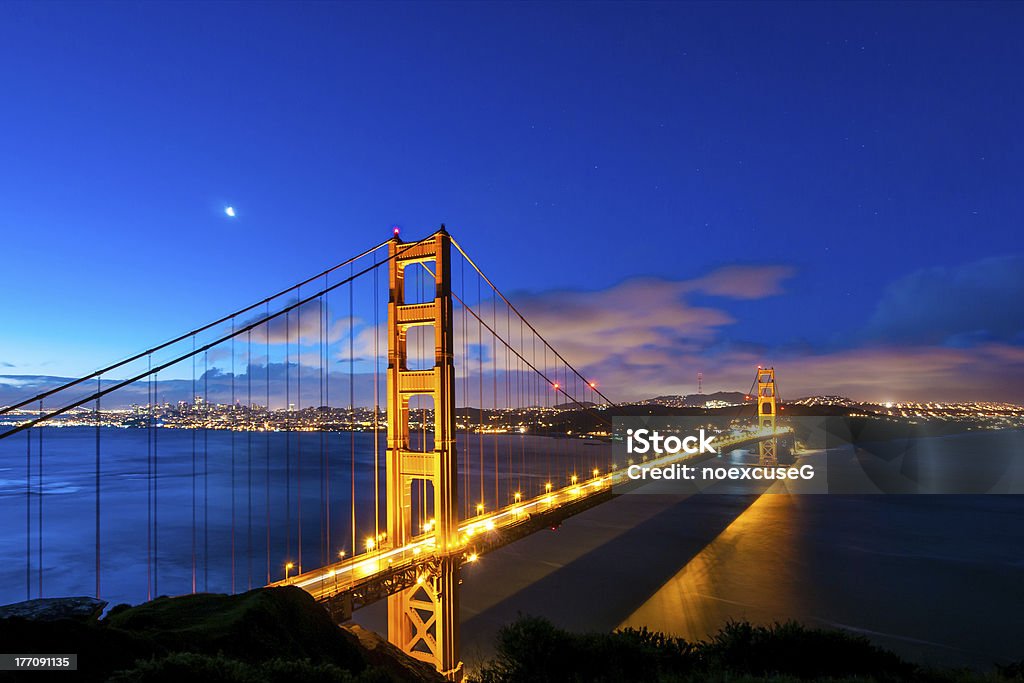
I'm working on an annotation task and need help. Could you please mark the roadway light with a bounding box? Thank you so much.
[514,491,522,503]
[338,550,346,560]
[476,502,484,514]
[284,562,294,581]
[571,474,578,485]
[467,553,478,563]
[592,468,599,477]
[365,537,376,551]
[545,482,552,492]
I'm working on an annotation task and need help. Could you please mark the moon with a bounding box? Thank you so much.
[225,206,236,217]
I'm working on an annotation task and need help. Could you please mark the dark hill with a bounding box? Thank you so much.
[0,587,443,682]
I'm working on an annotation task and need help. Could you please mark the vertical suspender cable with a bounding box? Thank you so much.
[147,360,152,601]
[204,351,209,591]
[38,399,43,597]
[265,304,271,584]
[285,310,291,564]
[325,278,332,561]
[248,329,253,590]
[154,370,159,597]
[461,257,469,519]
[477,273,483,510]
[95,375,101,599]
[373,252,380,544]
[349,263,356,558]
[296,289,302,574]
[26,427,31,599]
[192,339,197,593]
[320,283,326,566]
[231,326,236,592]
[492,289,498,508]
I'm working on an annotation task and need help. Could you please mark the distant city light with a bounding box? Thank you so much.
[225,206,236,217]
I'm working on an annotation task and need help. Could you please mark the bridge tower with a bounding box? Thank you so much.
[757,367,777,466]
[386,229,462,681]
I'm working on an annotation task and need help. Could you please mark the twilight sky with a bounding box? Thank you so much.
[1,1,1022,402]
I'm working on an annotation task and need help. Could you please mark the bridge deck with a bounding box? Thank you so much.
[270,428,788,618]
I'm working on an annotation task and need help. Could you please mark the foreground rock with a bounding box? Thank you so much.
[0,596,107,623]
[0,587,444,682]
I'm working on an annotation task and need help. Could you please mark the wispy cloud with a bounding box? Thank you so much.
[505,259,1024,403]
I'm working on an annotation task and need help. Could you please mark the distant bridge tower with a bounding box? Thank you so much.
[697,372,703,394]
[386,229,462,680]
[757,367,777,466]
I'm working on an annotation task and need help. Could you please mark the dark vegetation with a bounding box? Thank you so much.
[0,587,442,682]
[469,616,1024,683]
[4,591,1021,682]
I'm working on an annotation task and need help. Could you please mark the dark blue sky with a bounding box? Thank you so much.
[1,1,1021,400]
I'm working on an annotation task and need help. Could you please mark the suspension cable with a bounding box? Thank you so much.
[0,234,441,439]
[0,240,394,416]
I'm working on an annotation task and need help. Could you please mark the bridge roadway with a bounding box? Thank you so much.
[270,427,790,621]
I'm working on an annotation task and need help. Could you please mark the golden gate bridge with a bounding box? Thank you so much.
[0,227,784,680]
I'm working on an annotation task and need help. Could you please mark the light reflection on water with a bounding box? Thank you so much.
[620,488,1024,668]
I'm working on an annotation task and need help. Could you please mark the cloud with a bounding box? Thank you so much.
[5,259,1021,408]
[497,263,1024,403]
[0,362,14,368]
[868,255,1024,345]
[242,299,336,345]
[507,265,793,372]
[685,265,795,299]
[753,343,1024,403]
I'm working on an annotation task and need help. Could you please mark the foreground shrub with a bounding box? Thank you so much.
[471,616,1017,683]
